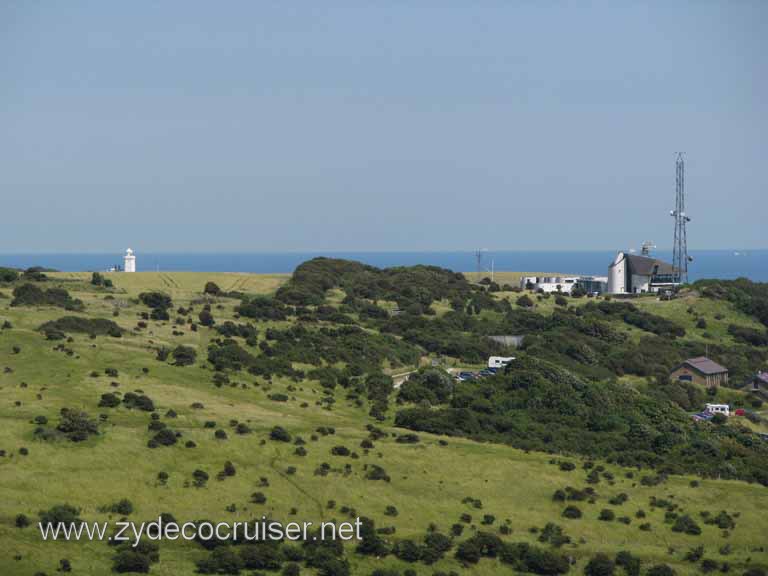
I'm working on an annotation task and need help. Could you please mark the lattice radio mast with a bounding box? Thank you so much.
[671,152,691,283]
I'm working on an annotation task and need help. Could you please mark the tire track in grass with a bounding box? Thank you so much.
[163,273,180,289]
[231,276,248,293]
[225,276,242,293]
[269,451,326,521]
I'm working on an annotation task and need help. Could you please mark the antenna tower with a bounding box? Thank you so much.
[671,153,691,283]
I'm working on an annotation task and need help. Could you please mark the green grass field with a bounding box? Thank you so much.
[1,273,766,576]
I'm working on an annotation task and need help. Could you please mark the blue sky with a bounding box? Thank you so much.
[1,1,765,252]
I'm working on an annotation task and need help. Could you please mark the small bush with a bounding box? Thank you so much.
[598,509,615,522]
[646,565,676,576]
[251,492,267,504]
[99,393,121,408]
[151,428,178,447]
[192,469,209,487]
[270,426,292,442]
[516,294,535,308]
[562,506,582,519]
[109,499,134,515]
[171,345,197,367]
[585,553,615,576]
[672,515,701,536]
[56,409,99,442]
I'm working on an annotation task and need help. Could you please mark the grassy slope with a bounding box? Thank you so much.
[1,273,767,576]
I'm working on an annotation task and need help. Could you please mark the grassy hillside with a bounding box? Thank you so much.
[1,266,767,576]
[48,272,289,299]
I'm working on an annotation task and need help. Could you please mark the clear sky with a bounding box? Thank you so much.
[1,1,765,253]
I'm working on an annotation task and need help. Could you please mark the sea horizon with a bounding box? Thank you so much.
[1,249,766,283]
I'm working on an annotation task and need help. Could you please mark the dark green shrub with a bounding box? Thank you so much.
[516,294,535,308]
[99,393,121,408]
[585,553,615,576]
[192,469,209,487]
[151,428,178,447]
[39,504,81,525]
[598,509,615,522]
[562,506,582,519]
[112,549,150,573]
[171,345,197,367]
[672,515,701,535]
[109,499,134,515]
[251,492,267,504]
[123,392,155,412]
[198,309,215,327]
[56,409,99,442]
[646,565,676,576]
[615,551,641,576]
[196,547,243,574]
[270,426,291,442]
[139,292,172,311]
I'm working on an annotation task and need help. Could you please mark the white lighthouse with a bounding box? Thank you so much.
[124,248,136,273]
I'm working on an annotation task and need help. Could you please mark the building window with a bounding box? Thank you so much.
[678,375,692,382]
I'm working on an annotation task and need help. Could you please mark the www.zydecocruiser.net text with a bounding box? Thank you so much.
[38,516,364,548]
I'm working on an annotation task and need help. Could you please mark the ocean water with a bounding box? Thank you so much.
[0,250,765,282]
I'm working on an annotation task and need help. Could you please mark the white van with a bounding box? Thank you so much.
[488,356,515,369]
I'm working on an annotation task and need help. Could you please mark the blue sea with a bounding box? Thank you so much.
[0,250,766,283]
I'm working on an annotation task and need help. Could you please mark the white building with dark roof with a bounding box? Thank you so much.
[607,251,678,294]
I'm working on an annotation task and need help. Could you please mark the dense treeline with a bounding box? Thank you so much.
[520,306,766,386]
[275,257,476,312]
[217,261,767,393]
[0,267,20,282]
[236,295,292,321]
[377,311,506,364]
[395,357,768,485]
[39,316,123,337]
[0,266,53,283]
[261,325,419,371]
[207,323,419,379]
[11,284,83,310]
[582,300,686,338]
[365,299,764,383]
[696,278,768,327]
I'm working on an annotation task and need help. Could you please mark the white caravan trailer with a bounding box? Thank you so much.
[705,403,730,417]
[488,356,515,369]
